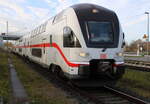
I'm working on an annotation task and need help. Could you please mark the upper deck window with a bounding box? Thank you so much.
[53,11,64,23]
[19,39,22,42]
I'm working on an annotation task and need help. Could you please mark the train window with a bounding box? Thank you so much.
[40,25,43,33]
[32,48,42,58]
[39,25,42,34]
[44,22,47,32]
[43,45,45,54]
[63,27,81,48]
[35,28,38,35]
[41,23,46,33]
[122,41,126,48]
[19,39,22,42]
[86,21,114,43]
[19,48,22,52]
[53,11,64,23]
[50,35,52,44]
[36,28,39,35]
[33,30,36,37]
[122,33,125,48]
[31,31,34,38]
[52,16,56,23]
[123,33,125,39]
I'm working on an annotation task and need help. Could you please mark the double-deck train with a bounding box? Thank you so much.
[13,3,125,81]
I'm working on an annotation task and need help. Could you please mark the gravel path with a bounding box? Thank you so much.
[8,58,29,104]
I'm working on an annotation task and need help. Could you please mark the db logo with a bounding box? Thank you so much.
[100,54,107,59]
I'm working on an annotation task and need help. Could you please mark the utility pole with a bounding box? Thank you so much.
[145,12,149,56]
[6,21,8,50]
[6,21,8,34]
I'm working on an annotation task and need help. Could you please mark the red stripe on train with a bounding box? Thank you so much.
[14,43,80,67]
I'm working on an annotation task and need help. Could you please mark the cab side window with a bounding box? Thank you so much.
[63,27,81,48]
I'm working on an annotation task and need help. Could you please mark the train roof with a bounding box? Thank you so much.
[71,3,114,14]
[70,3,118,23]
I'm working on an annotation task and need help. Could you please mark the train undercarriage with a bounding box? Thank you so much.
[56,59,125,87]
[78,59,125,80]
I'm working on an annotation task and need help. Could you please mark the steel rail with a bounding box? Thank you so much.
[104,86,149,104]
[125,60,150,72]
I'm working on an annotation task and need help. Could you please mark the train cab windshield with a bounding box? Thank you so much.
[86,21,114,44]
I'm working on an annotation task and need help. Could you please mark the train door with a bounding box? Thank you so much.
[61,18,70,69]
[24,38,26,56]
[49,34,56,64]
[42,38,47,65]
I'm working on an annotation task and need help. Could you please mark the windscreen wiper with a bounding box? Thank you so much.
[102,48,107,52]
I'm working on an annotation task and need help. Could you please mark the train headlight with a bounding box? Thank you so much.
[79,52,89,57]
[92,9,99,13]
[116,52,123,56]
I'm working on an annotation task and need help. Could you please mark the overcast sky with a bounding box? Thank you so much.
[0,0,150,43]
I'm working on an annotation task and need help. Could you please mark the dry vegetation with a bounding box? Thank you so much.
[0,49,11,103]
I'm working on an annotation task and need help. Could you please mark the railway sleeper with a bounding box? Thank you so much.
[103,100,130,104]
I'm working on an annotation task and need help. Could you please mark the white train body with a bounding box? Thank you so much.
[14,4,125,79]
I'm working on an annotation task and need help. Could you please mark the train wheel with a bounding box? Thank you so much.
[50,64,68,80]
[56,66,68,81]
[49,64,58,74]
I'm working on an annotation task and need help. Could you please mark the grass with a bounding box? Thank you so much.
[0,49,11,103]
[125,56,144,58]
[1,48,149,103]
[10,54,77,104]
[116,69,150,99]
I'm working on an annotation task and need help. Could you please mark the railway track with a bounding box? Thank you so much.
[70,84,149,104]
[125,60,150,72]
[19,57,149,104]
[103,86,149,104]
